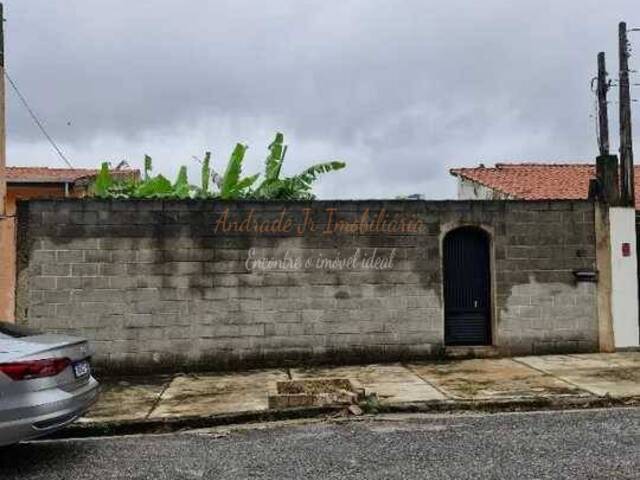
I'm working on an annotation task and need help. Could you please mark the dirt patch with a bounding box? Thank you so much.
[589,367,640,382]
[86,378,171,421]
[269,378,368,409]
[277,379,355,395]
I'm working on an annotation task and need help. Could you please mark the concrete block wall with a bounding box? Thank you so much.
[16,199,598,372]
[495,202,599,354]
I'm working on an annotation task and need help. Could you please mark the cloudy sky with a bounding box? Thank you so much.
[3,1,639,198]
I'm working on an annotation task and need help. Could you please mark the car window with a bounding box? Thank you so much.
[0,322,39,338]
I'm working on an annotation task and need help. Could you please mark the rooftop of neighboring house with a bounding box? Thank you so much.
[450,162,640,206]
[6,166,139,185]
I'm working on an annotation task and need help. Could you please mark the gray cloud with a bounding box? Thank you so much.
[3,0,639,198]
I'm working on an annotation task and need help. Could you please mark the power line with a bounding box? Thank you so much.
[4,70,74,168]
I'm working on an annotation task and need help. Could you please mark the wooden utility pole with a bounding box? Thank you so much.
[0,3,5,217]
[619,21,635,207]
[597,52,610,156]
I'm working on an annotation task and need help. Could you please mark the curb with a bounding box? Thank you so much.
[46,395,640,441]
[377,395,640,414]
[46,405,347,440]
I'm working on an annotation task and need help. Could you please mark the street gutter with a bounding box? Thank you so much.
[45,394,640,441]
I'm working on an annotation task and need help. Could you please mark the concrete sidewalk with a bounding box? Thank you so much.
[80,353,640,428]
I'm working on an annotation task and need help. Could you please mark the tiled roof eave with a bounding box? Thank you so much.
[8,178,77,184]
[451,169,523,200]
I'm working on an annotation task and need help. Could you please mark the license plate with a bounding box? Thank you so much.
[73,360,91,378]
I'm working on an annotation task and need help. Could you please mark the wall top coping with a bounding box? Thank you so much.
[17,198,596,209]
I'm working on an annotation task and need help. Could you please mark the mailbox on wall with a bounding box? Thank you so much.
[573,269,599,283]
[622,242,631,257]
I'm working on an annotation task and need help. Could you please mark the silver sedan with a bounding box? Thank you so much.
[0,322,99,446]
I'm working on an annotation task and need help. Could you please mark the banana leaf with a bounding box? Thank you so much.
[133,174,173,198]
[94,162,113,198]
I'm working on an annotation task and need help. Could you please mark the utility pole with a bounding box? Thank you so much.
[619,21,635,207]
[593,51,620,205]
[597,52,610,156]
[0,2,5,217]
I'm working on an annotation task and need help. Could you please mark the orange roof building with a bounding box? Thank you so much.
[0,166,138,323]
[4,166,138,215]
[450,163,640,206]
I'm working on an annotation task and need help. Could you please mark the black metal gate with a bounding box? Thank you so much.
[443,227,491,346]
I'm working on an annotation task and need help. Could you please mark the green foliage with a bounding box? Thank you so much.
[91,133,345,200]
[93,162,113,198]
[91,156,178,199]
[134,174,173,198]
[144,155,153,180]
[106,182,136,199]
[220,144,259,199]
[173,166,191,199]
[254,133,345,200]
[265,132,286,182]
[200,151,212,197]
[363,393,380,414]
[286,161,347,199]
[221,144,245,197]
[254,133,286,198]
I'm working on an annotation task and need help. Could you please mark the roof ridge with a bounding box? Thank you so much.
[494,162,594,168]
[6,165,140,184]
[453,163,640,171]
[6,166,99,171]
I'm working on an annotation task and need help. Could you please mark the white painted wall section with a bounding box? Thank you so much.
[456,179,510,200]
[609,207,640,348]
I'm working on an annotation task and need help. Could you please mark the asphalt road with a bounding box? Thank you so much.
[1,408,640,479]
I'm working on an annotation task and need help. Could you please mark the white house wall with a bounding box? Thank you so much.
[457,179,510,200]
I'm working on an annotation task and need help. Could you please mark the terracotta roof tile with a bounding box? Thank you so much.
[5,166,138,184]
[450,163,640,206]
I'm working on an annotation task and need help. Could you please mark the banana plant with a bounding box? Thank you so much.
[253,133,286,198]
[219,143,259,199]
[192,151,221,199]
[93,162,114,198]
[172,166,192,199]
[92,157,185,199]
[253,133,345,200]
[199,152,212,197]
[130,156,175,198]
[143,155,153,180]
[280,160,347,200]
[90,133,346,200]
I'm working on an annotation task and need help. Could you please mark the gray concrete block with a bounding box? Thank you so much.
[71,263,99,276]
[42,263,71,277]
[31,276,57,290]
[57,250,85,263]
